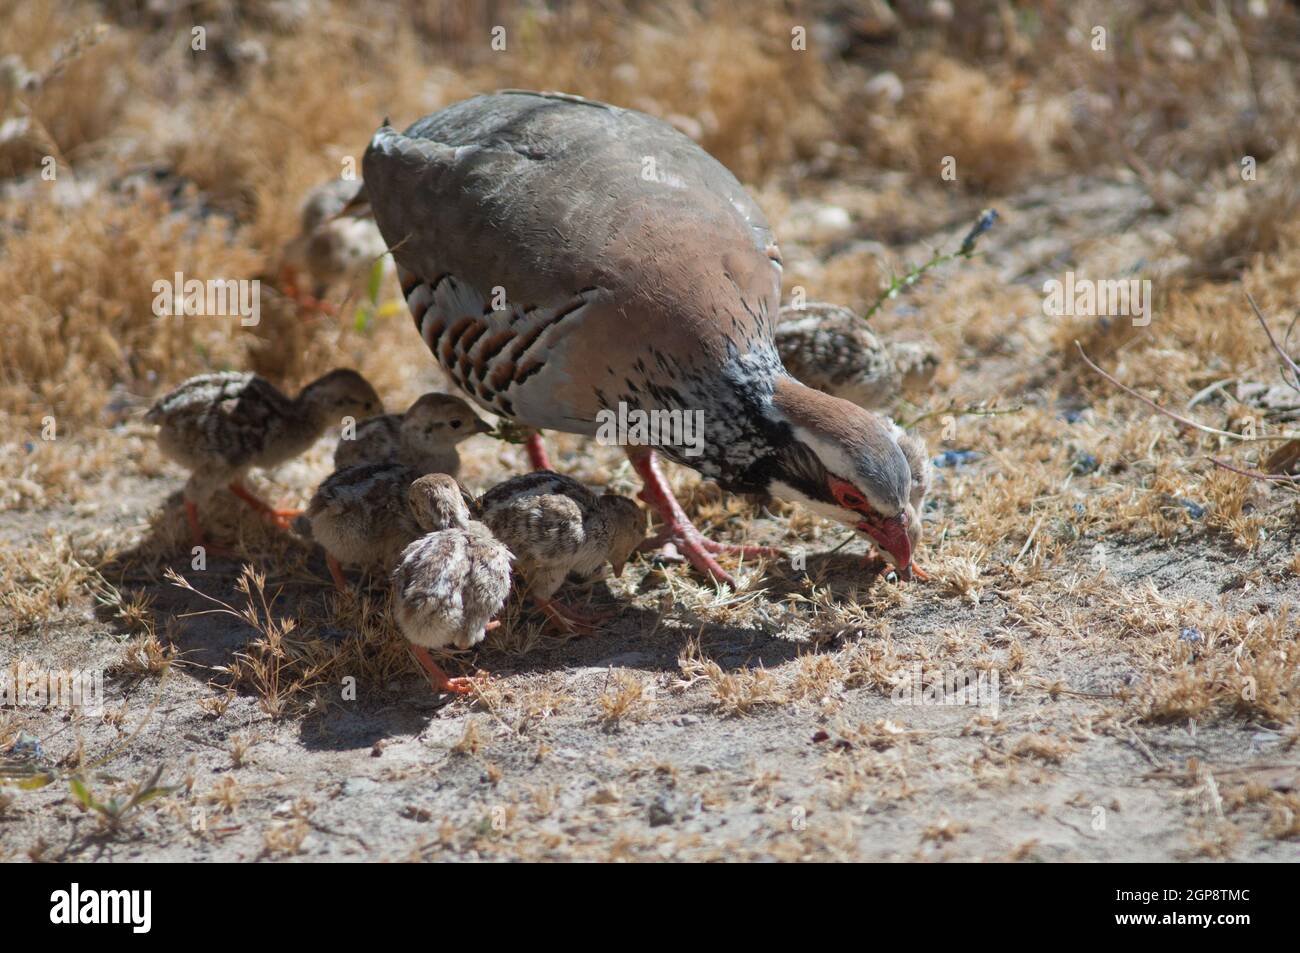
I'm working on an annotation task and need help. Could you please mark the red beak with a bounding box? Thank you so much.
[857,511,911,573]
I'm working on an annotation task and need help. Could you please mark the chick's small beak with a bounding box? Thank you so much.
[857,511,912,574]
[475,418,494,434]
[611,560,626,578]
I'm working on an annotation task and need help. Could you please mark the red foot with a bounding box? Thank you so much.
[410,646,478,695]
[625,447,776,587]
[526,431,552,471]
[535,597,611,634]
[228,481,301,529]
[278,263,338,318]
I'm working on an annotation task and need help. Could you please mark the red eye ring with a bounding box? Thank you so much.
[829,476,869,512]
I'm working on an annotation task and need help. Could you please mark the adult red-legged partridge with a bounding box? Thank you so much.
[361,90,922,584]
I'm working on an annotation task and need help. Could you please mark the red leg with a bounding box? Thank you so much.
[228,481,301,528]
[410,646,477,695]
[182,499,234,556]
[184,499,207,549]
[525,430,552,471]
[278,263,337,318]
[626,448,775,587]
[326,554,349,591]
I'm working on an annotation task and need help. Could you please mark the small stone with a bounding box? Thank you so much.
[808,206,853,243]
[864,72,904,106]
[648,796,675,827]
[1071,453,1099,476]
[933,449,980,468]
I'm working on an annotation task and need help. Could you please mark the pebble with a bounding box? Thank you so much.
[1071,452,1099,476]
[648,796,675,827]
[808,206,853,243]
[933,449,980,468]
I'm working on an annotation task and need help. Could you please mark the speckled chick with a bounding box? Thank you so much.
[305,462,425,589]
[286,178,389,303]
[392,474,513,694]
[477,471,645,630]
[334,392,491,474]
[774,302,939,409]
[146,369,382,544]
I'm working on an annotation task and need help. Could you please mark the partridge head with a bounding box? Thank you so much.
[297,368,384,428]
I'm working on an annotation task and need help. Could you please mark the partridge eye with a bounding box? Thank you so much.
[830,479,867,509]
[450,420,463,429]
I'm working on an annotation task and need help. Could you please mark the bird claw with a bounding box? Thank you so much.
[637,520,746,588]
[627,447,772,588]
[440,675,482,695]
[536,598,610,634]
[411,646,481,696]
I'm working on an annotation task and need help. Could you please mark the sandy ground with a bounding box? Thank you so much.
[1,483,1295,862]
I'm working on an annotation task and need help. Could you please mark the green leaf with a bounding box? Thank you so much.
[366,257,385,304]
[69,777,93,808]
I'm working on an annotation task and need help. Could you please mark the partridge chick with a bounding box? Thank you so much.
[147,369,382,546]
[774,302,939,410]
[478,471,645,631]
[334,392,491,474]
[281,178,388,314]
[305,462,424,590]
[393,474,513,694]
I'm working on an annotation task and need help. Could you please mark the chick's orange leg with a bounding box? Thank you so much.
[228,481,302,528]
[326,554,349,591]
[410,646,476,695]
[184,500,207,549]
[626,448,775,587]
[182,499,235,556]
[277,263,337,318]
